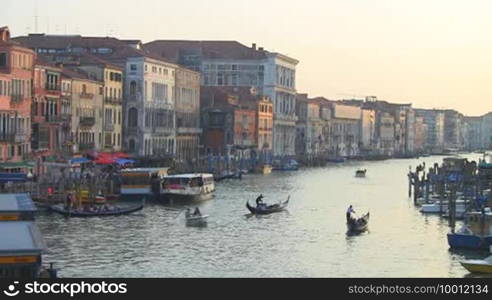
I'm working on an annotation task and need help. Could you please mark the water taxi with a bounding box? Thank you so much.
[160,173,215,202]
[0,221,57,278]
[120,168,169,200]
[0,194,37,221]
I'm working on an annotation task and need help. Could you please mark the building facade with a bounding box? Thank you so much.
[0,27,34,164]
[175,67,201,163]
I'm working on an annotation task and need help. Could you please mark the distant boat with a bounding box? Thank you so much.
[160,173,215,202]
[355,169,367,178]
[50,201,144,217]
[347,212,370,233]
[185,210,208,227]
[447,210,492,250]
[246,196,289,215]
[273,159,299,171]
[460,254,492,274]
[327,156,346,163]
[255,164,272,175]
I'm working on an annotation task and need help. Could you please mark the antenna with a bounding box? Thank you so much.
[34,0,38,33]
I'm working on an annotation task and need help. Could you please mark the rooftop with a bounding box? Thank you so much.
[0,193,36,213]
[0,221,45,255]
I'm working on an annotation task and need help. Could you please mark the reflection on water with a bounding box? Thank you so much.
[36,154,489,277]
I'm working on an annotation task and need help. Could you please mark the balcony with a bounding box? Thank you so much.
[79,116,96,127]
[10,94,23,102]
[80,92,94,99]
[0,133,27,143]
[152,127,174,134]
[45,114,63,123]
[79,142,95,151]
[45,84,60,91]
[104,97,123,105]
[177,127,202,135]
[104,122,114,131]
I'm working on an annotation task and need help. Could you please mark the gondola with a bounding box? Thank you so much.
[246,196,289,215]
[347,212,370,233]
[355,169,367,178]
[185,214,209,227]
[49,201,144,217]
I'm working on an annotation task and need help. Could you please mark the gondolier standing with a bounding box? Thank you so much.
[346,205,355,222]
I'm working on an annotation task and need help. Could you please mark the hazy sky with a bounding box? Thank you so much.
[3,0,492,115]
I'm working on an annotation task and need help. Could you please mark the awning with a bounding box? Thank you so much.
[69,157,92,165]
[115,158,135,165]
[0,161,35,169]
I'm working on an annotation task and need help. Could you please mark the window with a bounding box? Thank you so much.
[128,108,138,127]
[130,64,137,71]
[0,53,7,67]
[129,81,137,98]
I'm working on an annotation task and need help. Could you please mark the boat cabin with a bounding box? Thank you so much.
[161,174,215,196]
[120,168,169,197]
[0,221,46,278]
[0,194,37,221]
[465,209,492,236]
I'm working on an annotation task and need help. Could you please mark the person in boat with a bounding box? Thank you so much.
[193,207,202,216]
[346,205,356,223]
[65,193,73,210]
[256,194,267,210]
[185,208,191,218]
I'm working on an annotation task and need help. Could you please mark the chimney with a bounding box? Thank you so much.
[258,47,264,51]
[252,43,256,50]
[0,26,10,42]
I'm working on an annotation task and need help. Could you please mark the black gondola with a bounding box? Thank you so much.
[49,201,144,217]
[246,196,289,215]
[347,212,370,233]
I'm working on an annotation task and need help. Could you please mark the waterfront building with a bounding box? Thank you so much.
[12,34,181,158]
[256,94,274,156]
[415,109,445,153]
[480,112,492,150]
[443,109,464,150]
[328,102,361,157]
[377,112,395,156]
[31,61,63,174]
[295,94,323,157]
[143,40,299,158]
[61,68,104,153]
[360,108,377,155]
[463,116,482,150]
[413,116,428,153]
[200,86,260,159]
[76,55,124,152]
[175,67,201,163]
[0,27,34,166]
[60,76,73,155]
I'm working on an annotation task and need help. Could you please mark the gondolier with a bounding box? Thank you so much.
[346,205,355,222]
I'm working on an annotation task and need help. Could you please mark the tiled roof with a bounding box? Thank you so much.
[143,40,268,62]
[12,34,175,64]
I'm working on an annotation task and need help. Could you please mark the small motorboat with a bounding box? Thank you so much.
[355,169,367,178]
[50,201,144,217]
[246,196,289,215]
[185,208,208,226]
[460,255,492,274]
[347,212,370,233]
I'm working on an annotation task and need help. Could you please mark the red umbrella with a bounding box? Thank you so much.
[94,157,115,165]
[112,152,130,158]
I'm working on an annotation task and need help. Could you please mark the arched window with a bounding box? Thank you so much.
[128,139,136,153]
[128,107,138,128]
[129,81,137,98]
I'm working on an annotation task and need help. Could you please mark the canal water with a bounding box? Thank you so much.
[36,153,491,277]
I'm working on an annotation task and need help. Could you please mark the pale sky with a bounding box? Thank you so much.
[3,0,492,115]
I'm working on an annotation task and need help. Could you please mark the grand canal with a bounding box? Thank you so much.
[36,153,491,277]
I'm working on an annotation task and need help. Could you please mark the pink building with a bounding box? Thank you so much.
[0,27,35,168]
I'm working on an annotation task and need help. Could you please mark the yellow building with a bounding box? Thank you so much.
[78,55,123,151]
[61,68,104,153]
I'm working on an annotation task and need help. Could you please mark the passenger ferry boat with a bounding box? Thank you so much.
[120,168,168,200]
[160,173,215,202]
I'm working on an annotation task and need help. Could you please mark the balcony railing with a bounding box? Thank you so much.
[79,116,96,127]
[152,127,174,134]
[104,122,114,131]
[79,142,95,151]
[0,132,27,143]
[80,92,94,99]
[104,97,123,105]
[45,84,61,91]
[45,114,63,123]
[10,94,23,102]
